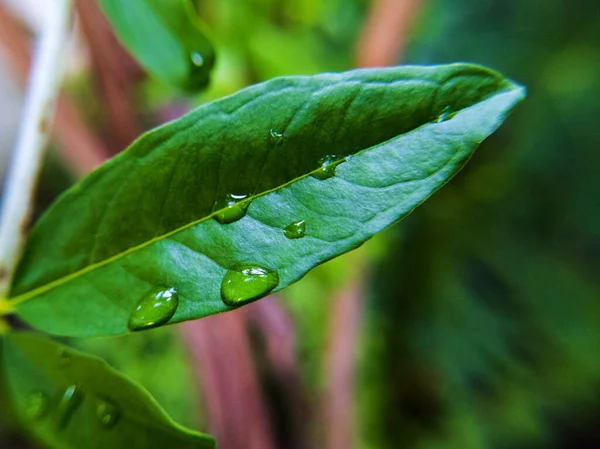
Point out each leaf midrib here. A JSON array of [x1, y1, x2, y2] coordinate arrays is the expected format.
[[10, 74, 516, 307], [8, 143, 374, 306]]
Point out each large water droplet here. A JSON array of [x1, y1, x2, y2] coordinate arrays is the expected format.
[[311, 154, 344, 180], [221, 266, 279, 306], [190, 51, 204, 67], [57, 385, 83, 429], [128, 288, 179, 332], [25, 391, 49, 420], [58, 348, 71, 367], [214, 193, 250, 224], [284, 220, 306, 239], [96, 399, 120, 429]]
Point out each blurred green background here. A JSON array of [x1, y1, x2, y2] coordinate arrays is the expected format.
[[0, 0, 599, 448]]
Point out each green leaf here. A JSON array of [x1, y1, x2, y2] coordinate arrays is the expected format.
[[71, 326, 203, 429], [98, 0, 215, 91], [0, 332, 214, 449], [9, 64, 525, 337]]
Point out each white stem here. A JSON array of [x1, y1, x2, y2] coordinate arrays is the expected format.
[[0, 0, 73, 298]]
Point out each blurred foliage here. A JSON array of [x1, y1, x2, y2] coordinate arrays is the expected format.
[[71, 327, 203, 430], [3, 0, 599, 448], [358, 1, 600, 448]]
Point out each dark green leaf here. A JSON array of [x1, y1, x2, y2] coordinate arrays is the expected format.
[[98, 0, 215, 91], [10, 64, 525, 337], [0, 332, 214, 449]]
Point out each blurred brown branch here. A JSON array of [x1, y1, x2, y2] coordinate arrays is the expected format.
[[179, 312, 276, 449], [0, 3, 109, 177], [355, 0, 422, 67], [75, 0, 141, 152], [322, 275, 366, 449], [246, 296, 310, 449]]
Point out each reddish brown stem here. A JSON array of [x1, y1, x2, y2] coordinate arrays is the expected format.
[[355, 0, 423, 67], [322, 277, 365, 449], [246, 296, 310, 449], [74, 0, 142, 153], [179, 311, 276, 449]]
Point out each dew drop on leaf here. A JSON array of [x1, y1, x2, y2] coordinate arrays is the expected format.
[[57, 385, 83, 429], [284, 220, 306, 239], [127, 288, 179, 332], [96, 399, 120, 429], [435, 105, 457, 123], [269, 128, 284, 142], [190, 51, 204, 67], [220, 266, 279, 306], [25, 391, 49, 420], [214, 193, 250, 224], [311, 154, 344, 180]]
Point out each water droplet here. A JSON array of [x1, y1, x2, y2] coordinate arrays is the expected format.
[[127, 288, 179, 332], [269, 128, 284, 142], [190, 51, 204, 67], [57, 385, 83, 429], [58, 348, 71, 367], [221, 266, 279, 306], [96, 399, 120, 429], [25, 391, 49, 420], [436, 105, 457, 123], [214, 193, 250, 224], [311, 154, 344, 180], [436, 105, 451, 122], [284, 220, 306, 239]]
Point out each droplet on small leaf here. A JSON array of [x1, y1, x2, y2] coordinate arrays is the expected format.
[[25, 391, 49, 420], [221, 266, 279, 306], [96, 398, 120, 429], [284, 220, 307, 239], [128, 288, 179, 331]]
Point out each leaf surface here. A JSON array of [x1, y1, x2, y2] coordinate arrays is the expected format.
[[0, 332, 214, 449], [99, 0, 215, 91], [10, 64, 525, 337]]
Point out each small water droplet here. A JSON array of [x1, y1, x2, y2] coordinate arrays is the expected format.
[[57, 385, 83, 429], [221, 266, 279, 306], [58, 348, 71, 367], [311, 154, 344, 180], [128, 288, 179, 332], [96, 399, 120, 429], [436, 105, 451, 122], [25, 391, 49, 420], [269, 128, 284, 142], [436, 105, 457, 123], [190, 51, 204, 67], [284, 220, 306, 239], [214, 193, 250, 224]]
